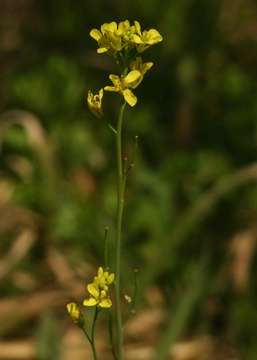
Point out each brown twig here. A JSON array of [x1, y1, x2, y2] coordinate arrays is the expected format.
[[0, 228, 36, 282]]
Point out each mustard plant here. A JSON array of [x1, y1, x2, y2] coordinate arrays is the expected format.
[[67, 20, 162, 360]]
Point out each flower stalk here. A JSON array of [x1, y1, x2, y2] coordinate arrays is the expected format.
[[114, 101, 126, 359], [67, 19, 162, 360], [91, 307, 99, 360]]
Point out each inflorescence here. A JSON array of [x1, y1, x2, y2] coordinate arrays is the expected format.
[[87, 20, 163, 112]]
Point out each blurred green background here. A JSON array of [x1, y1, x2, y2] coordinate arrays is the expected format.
[[1, 0, 257, 359]]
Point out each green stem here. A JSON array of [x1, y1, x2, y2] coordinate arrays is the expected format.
[[114, 102, 126, 360], [81, 324, 97, 360], [91, 307, 99, 360], [82, 327, 92, 345], [84, 307, 98, 360], [108, 311, 117, 360]]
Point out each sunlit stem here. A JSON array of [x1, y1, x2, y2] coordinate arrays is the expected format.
[[114, 101, 126, 360]]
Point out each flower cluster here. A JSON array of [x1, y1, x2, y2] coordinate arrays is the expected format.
[[67, 267, 115, 325], [83, 267, 115, 308], [87, 20, 162, 113], [89, 20, 162, 55]]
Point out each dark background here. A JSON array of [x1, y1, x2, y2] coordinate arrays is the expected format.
[[1, 0, 257, 359]]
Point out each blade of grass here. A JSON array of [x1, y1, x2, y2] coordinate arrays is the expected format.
[[154, 259, 209, 360]]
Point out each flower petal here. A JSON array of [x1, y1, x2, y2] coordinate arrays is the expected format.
[[144, 62, 154, 72], [109, 74, 120, 86], [107, 273, 115, 284], [99, 298, 112, 308], [90, 29, 102, 41], [87, 90, 93, 104], [117, 20, 130, 35], [104, 86, 117, 92], [146, 29, 163, 44], [123, 89, 137, 107], [134, 21, 141, 35], [83, 298, 98, 306], [124, 70, 141, 84], [99, 88, 104, 100], [98, 267, 104, 277], [87, 283, 99, 298], [97, 47, 108, 54], [109, 21, 118, 32], [131, 34, 143, 44], [101, 22, 117, 34]]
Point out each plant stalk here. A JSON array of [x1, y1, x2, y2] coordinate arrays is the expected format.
[[114, 102, 126, 360], [91, 307, 98, 360]]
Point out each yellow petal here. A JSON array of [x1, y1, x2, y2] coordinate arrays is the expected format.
[[83, 298, 98, 306], [104, 86, 117, 92], [101, 23, 109, 34], [109, 74, 120, 85], [90, 29, 102, 41], [134, 21, 141, 35], [106, 75, 121, 91], [142, 62, 154, 74], [99, 298, 112, 308], [98, 267, 104, 277], [107, 273, 115, 284], [87, 90, 93, 106], [146, 29, 163, 44], [87, 283, 99, 298], [101, 22, 117, 34], [123, 89, 137, 107], [145, 62, 154, 70], [97, 47, 108, 54], [131, 34, 143, 44], [117, 20, 130, 35], [99, 88, 104, 100], [109, 21, 118, 32], [124, 70, 141, 84]]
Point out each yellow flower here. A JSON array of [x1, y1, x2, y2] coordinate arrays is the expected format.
[[134, 23, 163, 52], [83, 267, 115, 309], [67, 302, 83, 324], [94, 266, 115, 290], [87, 88, 104, 117], [90, 21, 162, 55], [118, 20, 162, 49], [90, 22, 122, 54], [116, 20, 143, 46], [104, 70, 141, 107], [130, 57, 154, 86], [83, 284, 112, 308], [130, 57, 153, 75]]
